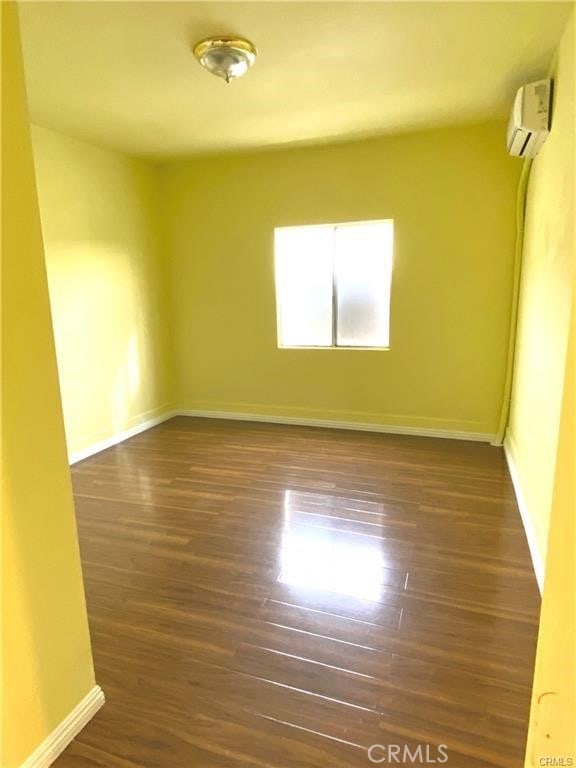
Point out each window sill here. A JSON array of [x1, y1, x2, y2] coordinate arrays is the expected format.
[[277, 346, 390, 351]]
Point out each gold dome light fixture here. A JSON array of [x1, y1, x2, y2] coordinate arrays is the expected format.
[[193, 36, 257, 83]]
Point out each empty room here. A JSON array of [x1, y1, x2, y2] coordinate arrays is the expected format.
[[2, 1, 575, 767]]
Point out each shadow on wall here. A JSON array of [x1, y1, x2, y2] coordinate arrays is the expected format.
[[46, 241, 169, 455], [30, 122, 174, 459]]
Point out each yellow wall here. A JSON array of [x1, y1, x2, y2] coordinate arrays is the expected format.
[[525, 273, 575, 764], [520, 13, 576, 762], [1, 4, 96, 766], [506, 15, 575, 567], [31, 125, 174, 459], [159, 121, 520, 435]]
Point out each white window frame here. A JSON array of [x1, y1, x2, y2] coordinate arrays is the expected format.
[[274, 219, 393, 350]]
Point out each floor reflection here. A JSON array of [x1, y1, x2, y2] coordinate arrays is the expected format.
[[278, 490, 387, 602]]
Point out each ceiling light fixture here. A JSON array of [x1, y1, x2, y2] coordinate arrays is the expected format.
[[193, 36, 257, 84]]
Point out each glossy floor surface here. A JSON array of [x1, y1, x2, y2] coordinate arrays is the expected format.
[[56, 417, 540, 767]]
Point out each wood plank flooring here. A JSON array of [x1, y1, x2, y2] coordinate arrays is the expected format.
[[55, 417, 540, 767]]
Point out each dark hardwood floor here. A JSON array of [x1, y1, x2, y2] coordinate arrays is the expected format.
[[55, 417, 540, 767]]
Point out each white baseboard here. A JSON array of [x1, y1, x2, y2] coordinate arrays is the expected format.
[[68, 407, 494, 466], [20, 685, 104, 768], [176, 409, 495, 443], [69, 410, 176, 465], [504, 437, 544, 594]]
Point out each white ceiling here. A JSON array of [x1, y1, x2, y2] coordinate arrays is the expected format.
[[19, 1, 572, 158]]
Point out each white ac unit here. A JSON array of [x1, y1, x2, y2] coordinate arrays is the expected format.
[[507, 79, 552, 158]]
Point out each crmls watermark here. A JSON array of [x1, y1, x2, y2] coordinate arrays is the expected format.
[[367, 744, 449, 764]]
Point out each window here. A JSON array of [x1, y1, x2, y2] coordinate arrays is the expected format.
[[274, 220, 393, 348]]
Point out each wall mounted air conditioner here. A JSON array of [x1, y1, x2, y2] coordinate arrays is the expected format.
[[507, 79, 552, 158]]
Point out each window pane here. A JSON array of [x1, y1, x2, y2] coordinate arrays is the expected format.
[[334, 221, 393, 347], [275, 226, 333, 347]]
